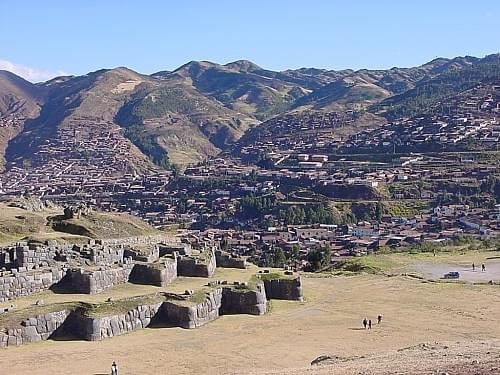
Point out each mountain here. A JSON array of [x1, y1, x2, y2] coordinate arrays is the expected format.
[[0, 70, 44, 116], [292, 56, 481, 112], [159, 60, 313, 120], [372, 54, 500, 119], [0, 70, 46, 170], [0, 53, 498, 172], [115, 75, 256, 166], [6, 67, 159, 174]]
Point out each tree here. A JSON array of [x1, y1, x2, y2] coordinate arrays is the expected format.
[[264, 216, 275, 228], [306, 245, 331, 271], [375, 202, 384, 222], [307, 248, 324, 271], [323, 244, 332, 267], [273, 247, 287, 268]]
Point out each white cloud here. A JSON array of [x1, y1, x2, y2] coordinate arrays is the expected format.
[[0, 59, 68, 82]]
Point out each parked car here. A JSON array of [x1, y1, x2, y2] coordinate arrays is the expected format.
[[443, 271, 460, 279]]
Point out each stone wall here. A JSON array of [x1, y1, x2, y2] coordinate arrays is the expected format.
[[263, 277, 304, 301], [129, 261, 177, 287], [0, 247, 17, 269], [100, 234, 175, 247], [163, 289, 223, 329], [158, 243, 192, 257], [0, 309, 71, 347], [215, 250, 247, 269], [15, 244, 58, 269], [177, 250, 216, 278], [0, 268, 66, 302], [0, 276, 307, 347], [66, 261, 134, 294], [221, 282, 267, 315], [89, 246, 124, 265], [76, 302, 163, 341], [124, 245, 159, 263]]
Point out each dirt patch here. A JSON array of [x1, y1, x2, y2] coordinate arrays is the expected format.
[[410, 259, 500, 282], [2, 273, 500, 374]]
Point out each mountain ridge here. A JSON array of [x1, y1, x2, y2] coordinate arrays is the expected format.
[[0, 53, 498, 171]]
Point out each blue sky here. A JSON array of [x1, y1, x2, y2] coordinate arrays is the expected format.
[[1, 0, 499, 81]]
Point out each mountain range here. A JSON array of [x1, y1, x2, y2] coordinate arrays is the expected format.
[[0, 53, 498, 170]]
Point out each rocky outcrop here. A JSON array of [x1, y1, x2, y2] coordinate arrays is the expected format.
[[0, 308, 71, 347], [215, 250, 247, 269], [163, 289, 222, 328], [76, 302, 163, 341], [263, 277, 304, 301], [221, 282, 267, 315], [129, 261, 177, 287]]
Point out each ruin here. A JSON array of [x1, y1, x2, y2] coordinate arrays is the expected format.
[[0, 236, 304, 348]]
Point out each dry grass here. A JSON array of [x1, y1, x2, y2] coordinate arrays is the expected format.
[[0, 203, 160, 244], [2, 256, 500, 374]]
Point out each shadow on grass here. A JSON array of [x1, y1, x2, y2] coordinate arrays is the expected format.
[[147, 321, 178, 329], [49, 286, 77, 295], [50, 334, 83, 342]]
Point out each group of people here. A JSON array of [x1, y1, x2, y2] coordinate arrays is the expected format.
[[472, 263, 486, 272], [362, 314, 382, 330]]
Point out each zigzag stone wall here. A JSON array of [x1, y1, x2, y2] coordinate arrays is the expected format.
[[76, 302, 163, 341], [0, 309, 72, 347], [0, 275, 305, 347], [66, 261, 134, 295], [163, 289, 223, 329], [177, 251, 216, 278], [221, 282, 267, 315], [263, 277, 304, 302], [129, 261, 177, 287]]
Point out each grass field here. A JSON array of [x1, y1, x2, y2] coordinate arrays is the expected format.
[[1, 252, 500, 374]]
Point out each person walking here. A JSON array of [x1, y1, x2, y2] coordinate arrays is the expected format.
[[368, 319, 372, 329], [472, 263, 475, 271], [111, 361, 118, 375], [482, 264, 486, 272], [377, 314, 383, 324], [363, 318, 367, 329]]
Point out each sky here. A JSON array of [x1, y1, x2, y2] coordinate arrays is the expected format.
[[1, 0, 499, 82]]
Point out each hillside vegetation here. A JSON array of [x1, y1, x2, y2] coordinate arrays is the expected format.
[[373, 54, 500, 119], [0, 203, 159, 244], [1, 54, 499, 169]]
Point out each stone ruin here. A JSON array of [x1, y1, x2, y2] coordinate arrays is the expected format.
[[0, 274, 303, 347], [177, 248, 216, 278], [215, 250, 247, 269], [0, 236, 305, 348], [0, 240, 245, 302], [63, 204, 93, 219]]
